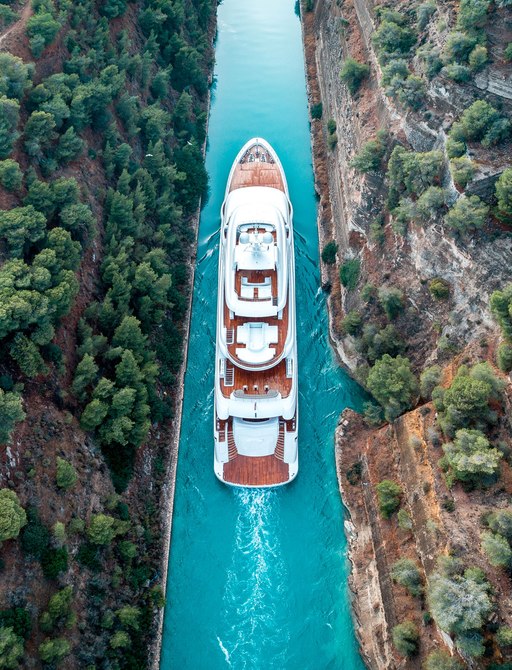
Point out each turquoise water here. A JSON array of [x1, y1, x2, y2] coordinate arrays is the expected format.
[[160, 0, 367, 667]]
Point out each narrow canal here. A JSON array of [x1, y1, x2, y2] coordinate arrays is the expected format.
[[160, 0, 367, 667]]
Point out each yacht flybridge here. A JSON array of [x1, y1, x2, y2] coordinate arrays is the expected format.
[[214, 138, 298, 487]]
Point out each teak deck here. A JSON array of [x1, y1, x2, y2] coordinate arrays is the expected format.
[[229, 146, 285, 193], [223, 454, 289, 486], [220, 359, 292, 398]]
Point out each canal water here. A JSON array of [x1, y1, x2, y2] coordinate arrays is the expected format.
[[160, 0, 367, 667]]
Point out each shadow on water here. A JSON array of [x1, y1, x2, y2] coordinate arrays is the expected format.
[[160, 0, 368, 667]]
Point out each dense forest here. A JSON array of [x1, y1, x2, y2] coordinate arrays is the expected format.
[[0, 0, 215, 666]]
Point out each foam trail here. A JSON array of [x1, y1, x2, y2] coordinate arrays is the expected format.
[[218, 489, 289, 669]]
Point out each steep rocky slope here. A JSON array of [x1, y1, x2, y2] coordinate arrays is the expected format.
[[303, 0, 512, 667]]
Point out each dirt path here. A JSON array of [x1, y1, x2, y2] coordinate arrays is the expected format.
[[0, 1, 32, 51]]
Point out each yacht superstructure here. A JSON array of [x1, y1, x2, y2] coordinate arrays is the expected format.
[[214, 138, 298, 487]]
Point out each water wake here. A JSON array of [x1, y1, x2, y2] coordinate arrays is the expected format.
[[219, 489, 289, 669]]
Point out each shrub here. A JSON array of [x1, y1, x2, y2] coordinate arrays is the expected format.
[[372, 20, 416, 62], [417, 1, 436, 31], [416, 186, 447, 220], [481, 531, 512, 568], [392, 620, 419, 656], [378, 287, 404, 320], [0, 626, 24, 669], [497, 627, 512, 647], [387, 146, 444, 206], [367, 354, 418, 421], [56, 457, 77, 490], [469, 45, 488, 71], [397, 508, 413, 530], [0, 97, 20, 159], [490, 284, 512, 340], [443, 31, 477, 63], [0, 390, 25, 445], [363, 402, 385, 426], [391, 558, 423, 596], [505, 43, 512, 62], [116, 605, 141, 630], [350, 135, 386, 172], [488, 511, 512, 541], [423, 650, 463, 670], [0, 160, 22, 191], [342, 310, 362, 336], [429, 278, 450, 300], [376, 480, 402, 518], [442, 64, 471, 83], [450, 100, 510, 149], [428, 566, 492, 655], [497, 344, 512, 372], [340, 58, 370, 96], [110, 630, 130, 649], [445, 195, 489, 234], [87, 514, 119, 545], [321, 240, 337, 264], [456, 0, 491, 32], [495, 168, 512, 219], [310, 102, 323, 119], [443, 429, 501, 484], [38, 637, 70, 664], [420, 365, 442, 399], [41, 546, 68, 579], [0, 54, 32, 101], [450, 157, 475, 189], [339, 258, 360, 290], [0, 490, 26, 542]]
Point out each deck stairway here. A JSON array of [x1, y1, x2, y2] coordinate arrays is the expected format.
[[275, 421, 285, 461], [227, 424, 238, 460]]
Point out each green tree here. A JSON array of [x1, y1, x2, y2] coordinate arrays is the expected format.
[[38, 637, 70, 664], [350, 136, 386, 172], [80, 399, 109, 431], [342, 310, 363, 336], [321, 241, 337, 264], [9, 334, 47, 378], [372, 20, 416, 61], [376, 480, 402, 518], [0, 205, 46, 257], [443, 429, 501, 484], [0, 54, 32, 100], [481, 531, 512, 568], [0, 160, 22, 191], [488, 509, 512, 541], [0, 626, 23, 669], [392, 620, 419, 656], [437, 368, 495, 432], [378, 287, 404, 320], [445, 195, 489, 234], [87, 513, 116, 545], [55, 127, 84, 164], [339, 258, 360, 290], [0, 97, 20, 158], [110, 630, 130, 649], [457, 0, 491, 31], [0, 390, 25, 445], [24, 111, 56, 156], [72, 354, 98, 401], [490, 284, 512, 340], [56, 457, 77, 490], [367, 354, 418, 421], [420, 365, 442, 399], [428, 567, 492, 656], [429, 278, 450, 300], [450, 157, 475, 189], [340, 58, 370, 95], [0, 490, 26, 542], [391, 558, 423, 596], [26, 13, 61, 59], [495, 168, 512, 219], [116, 605, 141, 630], [497, 627, 512, 647]]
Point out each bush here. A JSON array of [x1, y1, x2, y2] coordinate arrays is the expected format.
[[481, 531, 512, 568], [397, 508, 413, 530], [0, 490, 26, 542], [450, 157, 475, 189], [495, 168, 512, 219], [391, 558, 423, 596], [41, 546, 68, 579], [321, 240, 337, 264], [417, 1, 436, 31], [372, 20, 416, 62], [350, 134, 386, 172], [339, 258, 360, 290], [367, 354, 418, 421], [423, 650, 463, 670], [376, 480, 402, 518], [0, 390, 25, 445], [497, 627, 512, 647], [443, 429, 501, 484], [490, 284, 512, 340], [456, 0, 491, 32], [392, 620, 419, 656], [428, 566, 492, 655], [20, 508, 49, 558], [0, 160, 22, 191], [87, 513, 118, 545], [342, 310, 362, 336], [340, 58, 370, 96], [442, 64, 471, 83], [443, 31, 477, 63], [56, 457, 77, 490], [505, 43, 512, 62], [497, 344, 512, 372], [488, 510, 512, 541], [378, 287, 404, 320], [26, 13, 61, 59], [469, 45, 488, 71], [420, 365, 442, 399], [310, 102, 323, 119], [450, 100, 510, 149], [429, 278, 450, 300], [445, 195, 489, 234], [0, 97, 20, 159], [0, 626, 24, 668], [38, 637, 70, 664]]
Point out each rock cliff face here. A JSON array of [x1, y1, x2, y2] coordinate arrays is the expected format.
[[302, 0, 512, 667], [307, 0, 512, 374]]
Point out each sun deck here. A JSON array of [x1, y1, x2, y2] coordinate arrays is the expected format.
[[229, 144, 285, 192], [220, 359, 292, 398]]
